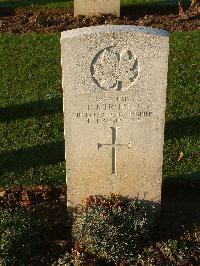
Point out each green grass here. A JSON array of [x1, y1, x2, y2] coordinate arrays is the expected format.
[[0, 32, 199, 187], [164, 31, 200, 180], [0, 0, 190, 9], [0, 0, 73, 8], [0, 34, 65, 186]]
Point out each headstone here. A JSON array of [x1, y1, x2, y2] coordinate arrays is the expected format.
[[74, 0, 120, 17], [61, 25, 169, 209]]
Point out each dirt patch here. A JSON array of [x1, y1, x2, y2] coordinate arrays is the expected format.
[[0, 7, 200, 34]]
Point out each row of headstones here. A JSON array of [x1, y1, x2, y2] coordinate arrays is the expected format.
[[74, 0, 120, 16], [61, 25, 169, 211]]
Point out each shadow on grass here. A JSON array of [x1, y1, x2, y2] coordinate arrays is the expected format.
[[0, 140, 65, 171], [0, 0, 72, 8], [0, 6, 15, 16], [0, 97, 63, 123], [121, 3, 179, 17], [121, 0, 191, 17], [165, 116, 200, 140], [161, 173, 200, 235]]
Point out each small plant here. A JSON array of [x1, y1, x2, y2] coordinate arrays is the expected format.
[[53, 250, 90, 266], [53, 251, 72, 266], [0, 208, 48, 265], [72, 194, 157, 264], [136, 239, 200, 265]]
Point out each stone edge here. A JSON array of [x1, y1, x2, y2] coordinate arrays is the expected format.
[[61, 25, 168, 40]]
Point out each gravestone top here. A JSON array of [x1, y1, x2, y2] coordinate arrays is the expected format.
[[61, 25, 169, 209], [61, 25, 168, 39]]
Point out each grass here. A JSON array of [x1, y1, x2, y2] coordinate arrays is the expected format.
[[0, 0, 73, 8], [0, 0, 190, 9], [164, 31, 200, 180], [0, 34, 65, 186], [0, 31, 199, 187]]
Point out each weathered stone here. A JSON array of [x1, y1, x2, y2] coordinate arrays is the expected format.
[[74, 0, 120, 17], [61, 25, 169, 209]]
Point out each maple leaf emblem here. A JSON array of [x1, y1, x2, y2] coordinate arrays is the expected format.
[[91, 46, 139, 91]]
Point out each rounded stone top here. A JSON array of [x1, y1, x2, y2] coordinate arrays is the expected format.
[[61, 25, 168, 40]]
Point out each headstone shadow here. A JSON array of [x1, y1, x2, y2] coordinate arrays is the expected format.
[[0, 97, 62, 123], [161, 173, 200, 237], [0, 140, 65, 172], [121, 3, 180, 18], [165, 116, 200, 139], [0, 0, 71, 9]]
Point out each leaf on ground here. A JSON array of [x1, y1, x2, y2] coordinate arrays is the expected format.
[[177, 151, 184, 161]]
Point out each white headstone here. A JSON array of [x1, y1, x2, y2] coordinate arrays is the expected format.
[[74, 0, 120, 17], [61, 25, 169, 209]]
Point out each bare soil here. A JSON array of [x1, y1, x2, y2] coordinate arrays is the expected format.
[[0, 7, 200, 34]]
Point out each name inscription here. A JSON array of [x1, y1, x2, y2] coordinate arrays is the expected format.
[[74, 96, 154, 125]]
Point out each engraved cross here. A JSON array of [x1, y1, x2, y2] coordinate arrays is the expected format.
[[98, 127, 131, 174]]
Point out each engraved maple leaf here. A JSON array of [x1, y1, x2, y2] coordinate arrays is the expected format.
[[118, 50, 139, 91], [91, 47, 139, 91], [91, 47, 119, 90]]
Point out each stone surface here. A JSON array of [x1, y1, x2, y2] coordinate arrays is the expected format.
[[61, 25, 169, 208], [74, 0, 120, 17]]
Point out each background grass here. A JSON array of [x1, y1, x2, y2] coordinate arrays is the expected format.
[[0, 34, 65, 186], [0, 31, 199, 187], [0, 0, 190, 8], [164, 31, 200, 181]]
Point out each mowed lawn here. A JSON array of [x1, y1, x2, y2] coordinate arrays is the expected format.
[[0, 31, 199, 187]]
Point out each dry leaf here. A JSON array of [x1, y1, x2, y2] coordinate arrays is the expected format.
[[0, 190, 6, 198], [21, 191, 31, 207], [177, 151, 184, 161]]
